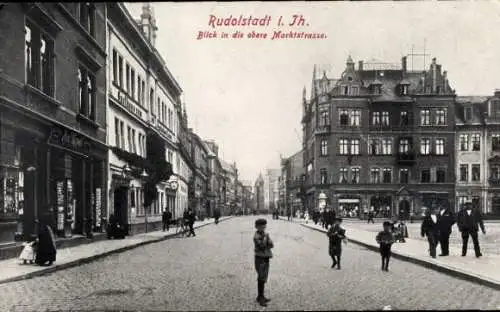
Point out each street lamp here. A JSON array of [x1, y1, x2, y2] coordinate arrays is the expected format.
[[141, 170, 149, 233]]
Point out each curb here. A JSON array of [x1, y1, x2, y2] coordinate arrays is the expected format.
[[0, 217, 232, 285], [300, 223, 500, 291]]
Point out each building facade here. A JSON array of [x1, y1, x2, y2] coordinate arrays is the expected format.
[[254, 174, 265, 214], [189, 130, 209, 219], [263, 169, 280, 212], [456, 91, 500, 215], [302, 56, 456, 219], [280, 150, 305, 216], [0, 3, 108, 244], [176, 104, 193, 218]]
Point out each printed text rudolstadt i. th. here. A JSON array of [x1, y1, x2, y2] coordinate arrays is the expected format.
[[208, 15, 272, 28]]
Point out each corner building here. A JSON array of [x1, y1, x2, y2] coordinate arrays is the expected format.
[[302, 56, 456, 218]]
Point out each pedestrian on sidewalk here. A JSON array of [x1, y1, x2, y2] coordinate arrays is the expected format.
[[421, 207, 440, 258], [457, 200, 485, 258], [214, 208, 221, 224], [184, 208, 196, 237], [253, 218, 274, 307], [162, 209, 172, 232], [376, 221, 395, 271], [35, 214, 57, 266], [367, 207, 375, 224], [437, 204, 455, 256], [327, 217, 347, 270]]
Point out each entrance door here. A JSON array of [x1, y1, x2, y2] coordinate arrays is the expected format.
[[114, 186, 128, 235], [399, 200, 410, 220]]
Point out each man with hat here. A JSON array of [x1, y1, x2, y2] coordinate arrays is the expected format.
[[253, 218, 274, 307], [436, 202, 456, 256], [457, 198, 485, 258], [421, 206, 440, 258]]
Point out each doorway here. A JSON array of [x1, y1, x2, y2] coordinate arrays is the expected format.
[[399, 200, 410, 219], [113, 186, 128, 235]]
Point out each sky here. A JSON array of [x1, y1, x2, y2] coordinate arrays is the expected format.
[[125, 1, 500, 183]]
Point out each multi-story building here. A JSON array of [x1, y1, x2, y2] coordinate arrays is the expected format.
[[176, 103, 193, 218], [240, 180, 253, 215], [108, 3, 182, 234], [456, 91, 500, 216], [204, 140, 222, 216], [0, 3, 108, 245], [263, 169, 280, 212], [302, 55, 456, 219], [221, 160, 238, 214], [281, 150, 305, 216], [189, 130, 209, 219], [254, 174, 265, 214]]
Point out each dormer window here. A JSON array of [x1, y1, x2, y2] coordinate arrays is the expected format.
[[401, 85, 409, 96], [348, 76, 353, 81], [491, 99, 500, 118], [343, 86, 349, 95], [374, 85, 382, 95], [464, 107, 473, 121]]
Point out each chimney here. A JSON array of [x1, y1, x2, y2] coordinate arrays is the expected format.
[[358, 60, 364, 71], [401, 56, 407, 75], [432, 58, 437, 93], [443, 70, 448, 93]]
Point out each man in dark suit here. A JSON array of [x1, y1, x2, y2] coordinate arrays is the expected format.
[[457, 200, 486, 258], [421, 207, 440, 258], [437, 204, 456, 256], [162, 209, 172, 232]]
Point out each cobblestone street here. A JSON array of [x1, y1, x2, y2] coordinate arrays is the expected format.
[[1, 217, 500, 311]]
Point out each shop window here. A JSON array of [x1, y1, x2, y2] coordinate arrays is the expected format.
[[25, 22, 55, 97]]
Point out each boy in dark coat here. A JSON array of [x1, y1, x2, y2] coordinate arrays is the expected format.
[[376, 221, 395, 271], [254, 218, 274, 307], [327, 217, 347, 270]]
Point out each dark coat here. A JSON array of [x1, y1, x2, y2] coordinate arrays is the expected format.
[[457, 208, 485, 233], [327, 224, 345, 256], [162, 211, 172, 223], [421, 214, 440, 237], [184, 210, 196, 225], [35, 224, 56, 265], [437, 208, 456, 235]]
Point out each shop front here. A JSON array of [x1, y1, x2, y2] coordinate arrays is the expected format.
[[337, 197, 361, 218]]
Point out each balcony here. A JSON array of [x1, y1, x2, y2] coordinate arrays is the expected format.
[[489, 177, 500, 185], [315, 125, 331, 134], [396, 151, 416, 165]]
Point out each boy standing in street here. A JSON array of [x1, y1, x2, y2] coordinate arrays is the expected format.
[[254, 219, 274, 307], [376, 221, 395, 271], [327, 217, 347, 270]]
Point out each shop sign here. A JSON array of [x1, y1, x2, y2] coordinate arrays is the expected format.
[[95, 188, 102, 227], [47, 127, 91, 154]]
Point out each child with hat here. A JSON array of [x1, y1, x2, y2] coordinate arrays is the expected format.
[[253, 218, 274, 307], [327, 217, 347, 270], [376, 221, 396, 271]]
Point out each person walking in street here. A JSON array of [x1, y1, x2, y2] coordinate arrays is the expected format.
[[253, 218, 274, 307], [184, 208, 196, 237], [214, 208, 221, 224], [437, 204, 456, 256], [457, 199, 485, 258], [35, 214, 57, 266], [162, 209, 172, 232], [376, 221, 395, 272], [421, 207, 440, 258], [367, 207, 375, 224], [327, 217, 347, 270]]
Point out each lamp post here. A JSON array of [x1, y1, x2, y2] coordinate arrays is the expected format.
[[141, 169, 149, 233]]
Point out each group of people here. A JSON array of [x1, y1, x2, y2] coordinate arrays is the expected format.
[[161, 208, 198, 237], [421, 199, 485, 258], [19, 214, 57, 266]]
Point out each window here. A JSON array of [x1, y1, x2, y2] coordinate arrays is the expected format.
[[493, 134, 500, 152], [370, 139, 381, 155], [382, 138, 392, 155], [127, 126, 132, 152], [491, 165, 500, 180], [372, 112, 380, 125], [25, 23, 54, 96], [112, 49, 118, 84], [77, 66, 96, 120], [420, 138, 430, 155], [399, 168, 409, 183], [492, 100, 500, 118], [118, 56, 123, 87], [351, 139, 360, 155], [79, 3, 95, 35], [339, 139, 349, 155], [400, 111, 409, 126], [150, 89, 155, 115], [157, 97, 161, 121], [351, 86, 359, 96], [435, 139, 445, 155], [115, 118, 120, 148], [343, 86, 349, 95], [131, 129, 137, 154], [339, 168, 348, 183], [436, 108, 447, 125], [464, 107, 473, 121], [321, 139, 328, 156], [382, 111, 390, 126], [436, 168, 446, 183], [399, 139, 410, 153], [339, 109, 349, 126], [320, 109, 329, 126], [141, 80, 146, 106], [383, 168, 392, 183], [350, 110, 360, 126], [472, 164, 480, 181], [320, 168, 328, 184], [125, 64, 130, 93], [351, 167, 360, 184], [168, 109, 173, 129], [130, 69, 135, 100], [459, 134, 468, 151], [471, 134, 481, 151], [421, 169, 431, 183], [420, 109, 430, 125], [460, 164, 468, 182], [370, 168, 380, 183], [137, 76, 141, 104], [401, 84, 409, 96], [130, 187, 136, 207]]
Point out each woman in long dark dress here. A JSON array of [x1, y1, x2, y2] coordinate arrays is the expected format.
[[35, 216, 57, 266]]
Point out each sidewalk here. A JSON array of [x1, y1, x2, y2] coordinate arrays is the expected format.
[[280, 217, 500, 290], [0, 216, 232, 285]]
